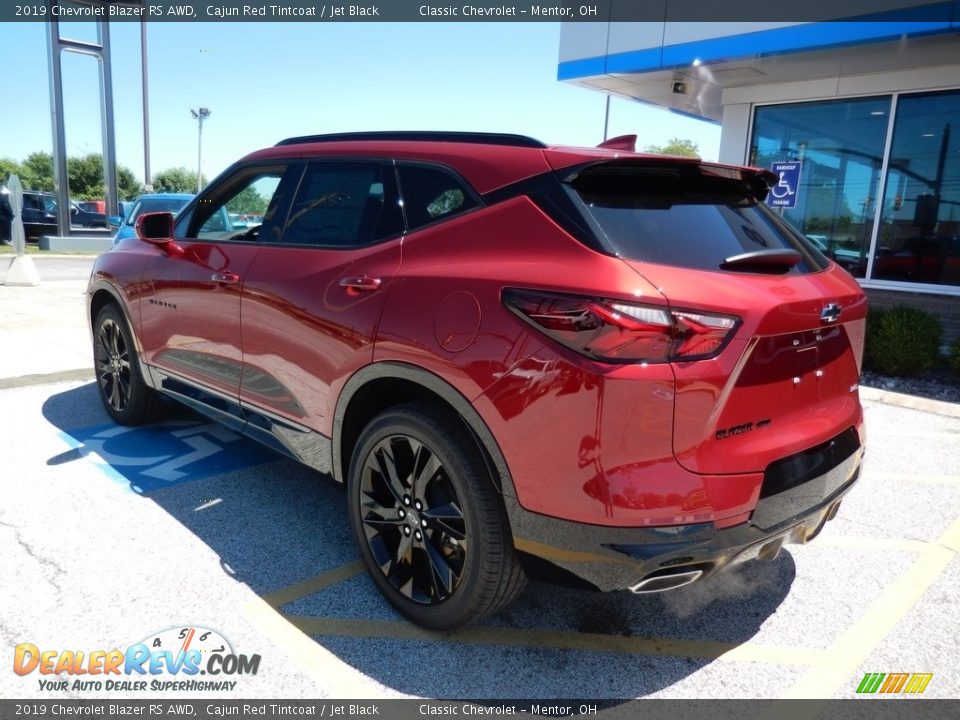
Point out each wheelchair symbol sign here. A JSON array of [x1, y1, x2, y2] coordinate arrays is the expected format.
[[767, 161, 802, 209]]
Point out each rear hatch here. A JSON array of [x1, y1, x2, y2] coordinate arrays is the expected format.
[[558, 157, 867, 474]]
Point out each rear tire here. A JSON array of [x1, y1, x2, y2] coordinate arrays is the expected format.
[[347, 403, 526, 630], [93, 304, 166, 425]]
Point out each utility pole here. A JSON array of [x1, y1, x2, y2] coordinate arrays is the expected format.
[[190, 107, 211, 193], [142, 21, 151, 190]]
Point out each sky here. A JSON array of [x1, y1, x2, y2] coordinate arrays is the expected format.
[[1, 21, 720, 189]]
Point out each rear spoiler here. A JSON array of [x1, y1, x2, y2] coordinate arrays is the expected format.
[[561, 158, 779, 203]]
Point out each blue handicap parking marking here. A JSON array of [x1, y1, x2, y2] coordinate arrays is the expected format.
[[767, 161, 803, 209], [62, 419, 279, 493]]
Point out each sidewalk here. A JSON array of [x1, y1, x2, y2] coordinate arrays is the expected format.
[[0, 255, 96, 384]]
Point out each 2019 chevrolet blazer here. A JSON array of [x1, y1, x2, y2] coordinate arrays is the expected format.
[[87, 132, 866, 629]]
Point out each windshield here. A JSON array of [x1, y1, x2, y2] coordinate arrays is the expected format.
[[125, 197, 191, 226]]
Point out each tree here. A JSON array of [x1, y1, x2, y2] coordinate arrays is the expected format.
[[643, 138, 700, 158], [67, 154, 142, 200], [21, 152, 55, 191], [152, 167, 205, 194], [226, 186, 267, 215], [69, 154, 107, 199], [0, 157, 23, 186], [116, 166, 142, 200], [5, 152, 141, 199]]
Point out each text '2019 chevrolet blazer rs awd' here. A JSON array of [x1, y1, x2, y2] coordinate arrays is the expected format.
[[88, 132, 866, 629]]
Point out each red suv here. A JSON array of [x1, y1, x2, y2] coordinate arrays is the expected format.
[[88, 132, 866, 629]]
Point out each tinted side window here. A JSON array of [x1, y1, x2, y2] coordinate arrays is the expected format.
[[397, 164, 478, 231], [185, 165, 296, 243], [280, 162, 403, 247]]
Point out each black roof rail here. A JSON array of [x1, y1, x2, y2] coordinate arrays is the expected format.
[[275, 131, 547, 149]]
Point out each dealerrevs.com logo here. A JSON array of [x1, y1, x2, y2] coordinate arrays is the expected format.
[[13, 626, 260, 692]]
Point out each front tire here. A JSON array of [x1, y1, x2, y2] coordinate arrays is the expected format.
[[93, 304, 165, 425], [347, 403, 526, 630]]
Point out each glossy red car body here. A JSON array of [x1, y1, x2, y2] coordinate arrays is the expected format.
[[88, 132, 866, 614]]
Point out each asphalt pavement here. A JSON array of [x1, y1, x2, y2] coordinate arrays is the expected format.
[[1, 254, 958, 702]]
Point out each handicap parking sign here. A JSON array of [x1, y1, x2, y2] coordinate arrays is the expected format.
[[767, 161, 802, 209]]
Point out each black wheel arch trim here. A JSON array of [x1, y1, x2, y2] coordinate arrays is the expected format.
[[88, 279, 156, 389], [332, 361, 519, 504]]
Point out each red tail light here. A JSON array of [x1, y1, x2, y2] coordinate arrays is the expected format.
[[503, 289, 739, 363]]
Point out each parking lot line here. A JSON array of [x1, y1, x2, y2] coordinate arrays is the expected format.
[[781, 515, 960, 698], [241, 594, 386, 698], [254, 517, 959, 684], [261, 561, 365, 609], [281, 613, 828, 667], [261, 564, 827, 667]]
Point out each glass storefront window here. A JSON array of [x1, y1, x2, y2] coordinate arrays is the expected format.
[[875, 90, 960, 287], [751, 97, 891, 278]]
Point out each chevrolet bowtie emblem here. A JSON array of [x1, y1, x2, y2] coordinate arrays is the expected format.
[[820, 303, 842, 323]]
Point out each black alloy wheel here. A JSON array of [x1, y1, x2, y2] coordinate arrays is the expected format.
[[359, 433, 467, 604], [95, 314, 132, 414], [348, 403, 526, 630], [92, 304, 166, 425]]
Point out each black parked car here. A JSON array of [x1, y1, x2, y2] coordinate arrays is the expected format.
[[0, 190, 107, 242]]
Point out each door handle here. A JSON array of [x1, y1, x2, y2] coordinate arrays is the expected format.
[[339, 275, 382, 291], [211, 271, 241, 285]]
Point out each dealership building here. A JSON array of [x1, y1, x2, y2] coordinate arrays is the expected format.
[[559, 15, 960, 340]]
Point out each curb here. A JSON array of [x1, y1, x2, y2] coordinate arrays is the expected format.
[[860, 385, 960, 419]]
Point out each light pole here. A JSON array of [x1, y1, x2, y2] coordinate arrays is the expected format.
[[190, 107, 211, 193], [142, 21, 152, 191]]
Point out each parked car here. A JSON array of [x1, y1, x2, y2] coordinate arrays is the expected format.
[[805, 234, 867, 276], [70, 201, 107, 229], [0, 188, 11, 243], [0, 190, 106, 242], [77, 199, 106, 214], [872, 235, 960, 284], [87, 131, 867, 629], [111, 193, 194, 244]]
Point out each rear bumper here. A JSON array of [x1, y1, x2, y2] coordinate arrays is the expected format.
[[505, 430, 863, 592]]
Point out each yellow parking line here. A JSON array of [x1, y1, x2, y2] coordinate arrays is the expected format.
[[261, 561, 365, 609], [241, 594, 386, 698], [513, 537, 637, 567], [782, 516, 960, 699], [282, 614, 827, 667]]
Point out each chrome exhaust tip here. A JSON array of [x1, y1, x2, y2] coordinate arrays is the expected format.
[[629, 569, 703, 594]]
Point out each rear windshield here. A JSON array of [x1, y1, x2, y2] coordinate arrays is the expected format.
[[567, 163, 828, 274]]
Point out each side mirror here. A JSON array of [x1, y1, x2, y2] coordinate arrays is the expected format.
[[108, 215, 123, 228], [136, 212, 175, 244]]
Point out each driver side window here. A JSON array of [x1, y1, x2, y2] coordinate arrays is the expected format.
[[188, 166, 291, 242]]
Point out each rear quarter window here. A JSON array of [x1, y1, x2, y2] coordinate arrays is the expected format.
[[397, 164, 479, 232]]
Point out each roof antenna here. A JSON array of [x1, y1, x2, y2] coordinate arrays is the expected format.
[[597, 134, 636, 152]]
